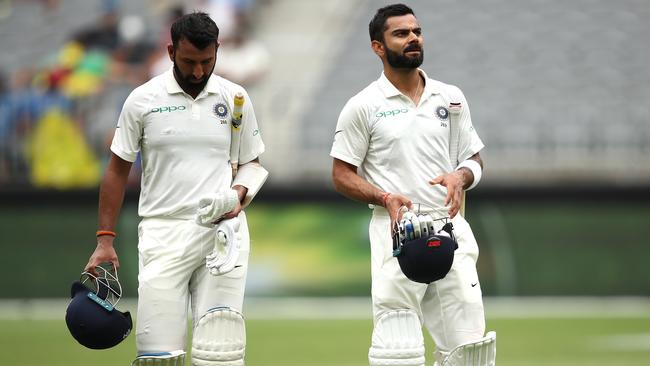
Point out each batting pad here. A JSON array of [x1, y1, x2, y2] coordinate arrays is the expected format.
[[368, 310, 425, 366], [192, 307, 245, 366], [440, 331, 496, 366], [131, 350, 185, 366]]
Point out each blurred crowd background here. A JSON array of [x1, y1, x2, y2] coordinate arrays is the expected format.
[[0, 0, 272, 189], [0, 0, 649, 299]]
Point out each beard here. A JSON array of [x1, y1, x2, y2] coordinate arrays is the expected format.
[[384, 42, 424, 69], [173, 60, 214, 95]]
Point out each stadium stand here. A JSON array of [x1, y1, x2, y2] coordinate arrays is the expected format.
[[0, 0, 648, 190]]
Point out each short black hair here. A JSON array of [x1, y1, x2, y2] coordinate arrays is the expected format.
[[170, 11, 219, 49], [369, 4, 415, 42]]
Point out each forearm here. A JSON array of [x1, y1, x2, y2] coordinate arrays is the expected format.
[[232, 157, 268, 208], [332, 159, 385, 207], [87, 154, 131, 273], [97, 154, 132, 232], [456, 153, 483, 190]]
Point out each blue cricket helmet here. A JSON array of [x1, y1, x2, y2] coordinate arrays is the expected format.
[[65, 268, 132, 349], [393, 213, 459, 284]]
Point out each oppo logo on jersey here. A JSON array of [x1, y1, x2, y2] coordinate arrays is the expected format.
[[376, 108, 409, 118], [150, 105, 187, 114]]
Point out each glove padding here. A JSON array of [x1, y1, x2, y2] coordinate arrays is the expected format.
[[206, 218, 241, 276], [196, 189, 239, 227]]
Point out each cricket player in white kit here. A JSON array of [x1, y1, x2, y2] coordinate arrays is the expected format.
[[331, 4, 495, 366], [84, 12, 266, 366]]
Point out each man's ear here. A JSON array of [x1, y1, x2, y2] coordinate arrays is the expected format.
[[371, 40, 384, 58], [167, 44, 175, 62]]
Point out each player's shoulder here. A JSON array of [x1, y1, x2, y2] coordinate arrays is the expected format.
[[126, 72, 167, 102], [209, 74, 247, 98], [343, 80, 384, 111], [427, 77, 465, 100]]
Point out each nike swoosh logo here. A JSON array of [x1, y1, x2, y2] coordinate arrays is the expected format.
[[471, 283, 478, 287]]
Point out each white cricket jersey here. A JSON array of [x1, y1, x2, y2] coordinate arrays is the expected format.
[[330, 70, 484, 210], [111, 68, 265, 219]]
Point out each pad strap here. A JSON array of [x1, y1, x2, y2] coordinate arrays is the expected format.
[[132, 350, 185, 366]]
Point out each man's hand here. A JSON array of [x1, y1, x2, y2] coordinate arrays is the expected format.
[[84, 237, 120, 277], [220, 199, 243, 221], [384, 193, 413, 235], [196, 189, 239, 227], [429, 170, 466, 218]]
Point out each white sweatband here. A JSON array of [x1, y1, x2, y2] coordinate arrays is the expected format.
[[456, 159, 482, 190], [232, 162, 269, 209]]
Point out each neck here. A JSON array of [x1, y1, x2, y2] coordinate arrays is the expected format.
[[384, 67, 423, 103]]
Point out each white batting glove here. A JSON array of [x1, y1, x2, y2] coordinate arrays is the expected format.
[[196, 189, 239, 227], [206, 217, 241, 276]]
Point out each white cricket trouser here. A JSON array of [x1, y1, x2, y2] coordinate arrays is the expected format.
[[369, 208, 485, 358], [135, 212, 250, 354]]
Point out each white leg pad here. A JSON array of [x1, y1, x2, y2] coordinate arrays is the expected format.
[[440, 331, 496, 366], [369, 310, 425, 366], [132, 350, 186, 366], [192, 307, 246, 366]]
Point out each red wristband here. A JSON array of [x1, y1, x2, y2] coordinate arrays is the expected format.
[[381, 192, 391, 208], [96, 230, 116, 238]]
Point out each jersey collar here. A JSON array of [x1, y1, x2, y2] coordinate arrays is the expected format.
[[378, 69, 442, 99], [164, 68, 220, 96]]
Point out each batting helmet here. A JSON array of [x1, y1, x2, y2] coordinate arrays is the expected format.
[[65, 267, 132, 349], [393, 212, 458, 284]]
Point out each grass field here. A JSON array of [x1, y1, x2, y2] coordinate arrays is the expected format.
[[2, 199, 650, 364], [2, 312, 649, 365]]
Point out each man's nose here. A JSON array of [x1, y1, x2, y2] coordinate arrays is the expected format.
[[193, 64, 204, 79], [407, 32, 419, 43]]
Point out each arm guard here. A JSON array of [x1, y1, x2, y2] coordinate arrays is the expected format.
[[232, 161, 268, 209]]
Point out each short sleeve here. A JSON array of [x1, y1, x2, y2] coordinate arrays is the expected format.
[[110, 91, 144, 162], [329, 97, 370, 167], [453, 87, 484, 162], [236, 89, 265, 164]]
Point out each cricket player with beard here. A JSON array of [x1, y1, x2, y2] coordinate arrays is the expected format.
[[330, 4, 495, 366], [84, 12, 267, 365]]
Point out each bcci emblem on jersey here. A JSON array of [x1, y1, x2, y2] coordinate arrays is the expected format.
[[213, 103, 229, 119], [435, 106, 449, 121]]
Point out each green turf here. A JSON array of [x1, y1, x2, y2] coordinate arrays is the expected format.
[[2, 200, 650, 298], [3, 316, 649, 365]]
